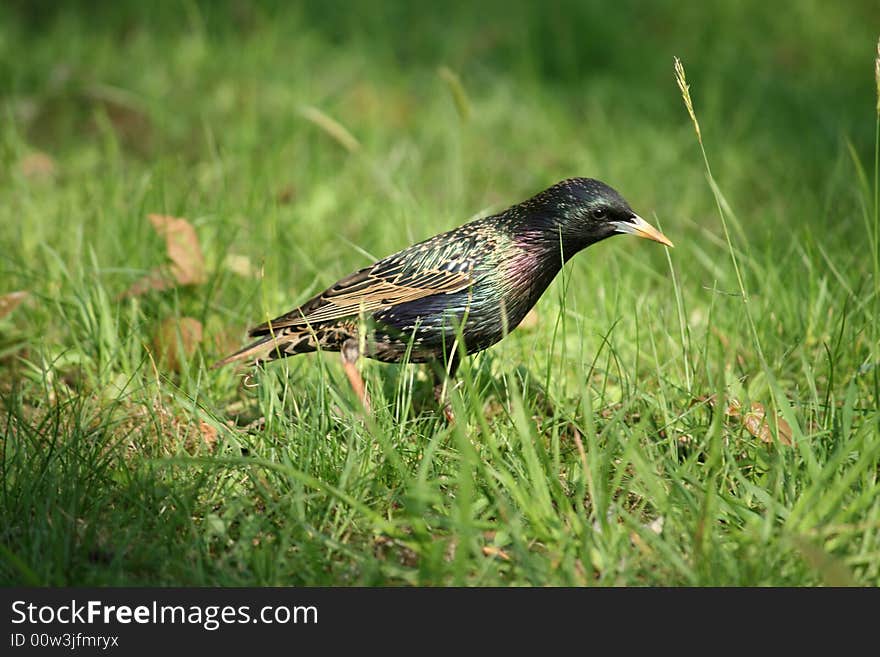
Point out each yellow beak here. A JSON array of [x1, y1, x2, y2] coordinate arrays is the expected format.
[[613, 214, 674, 247]]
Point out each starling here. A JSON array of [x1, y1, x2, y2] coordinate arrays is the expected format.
[[215, 178, 672, 418]]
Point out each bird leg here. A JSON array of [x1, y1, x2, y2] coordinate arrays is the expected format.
[[341, 338, 370, 413], [433, 353, 460, 424]]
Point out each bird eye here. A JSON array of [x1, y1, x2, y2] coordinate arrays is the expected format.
[[591, 207, 607, 220]]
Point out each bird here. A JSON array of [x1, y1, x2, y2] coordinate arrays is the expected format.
[[214, 178, 672, 420]]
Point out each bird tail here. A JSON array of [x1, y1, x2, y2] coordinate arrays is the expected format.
[[211, 329, 315, 369]]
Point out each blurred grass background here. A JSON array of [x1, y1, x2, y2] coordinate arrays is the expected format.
[[1, 0, 878, 585]]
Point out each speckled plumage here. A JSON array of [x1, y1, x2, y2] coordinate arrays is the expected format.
[[215, 178, 672, 379]]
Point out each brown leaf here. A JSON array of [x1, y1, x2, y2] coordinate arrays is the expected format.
[[775, 414, 794, 445], [198, 420, 218, 451], [120, 215, 206, 298], [726, 399, 793, 446], [0, 291, 28, 320], [152, 317, 203, 372], [148, 214, 206, 285]]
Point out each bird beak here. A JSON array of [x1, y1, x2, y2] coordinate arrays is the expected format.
[[612, 214, 674, 247]]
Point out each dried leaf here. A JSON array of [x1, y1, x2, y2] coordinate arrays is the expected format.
[[775, 413, 794, 445], [0, 291, 28, 320], [148, 214, 206, 285], [120, 215, 206, 298], [726, 399, 793, 446], [198, 420, 218, 451], [152, 317, 203, 372]]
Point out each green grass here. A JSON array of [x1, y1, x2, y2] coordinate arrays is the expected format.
[[1, 0, 879, 586]]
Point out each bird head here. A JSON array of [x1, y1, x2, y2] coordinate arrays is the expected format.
[[535, 178, 673, 252]]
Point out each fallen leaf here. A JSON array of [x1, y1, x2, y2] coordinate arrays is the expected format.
[[120, 215, 206, 298], [726, 399, 793, 446], [148, 214, 206, 285], [198, 420, 218, 451], [775, 415, 794, 445], [0, 291, 28, 320], [152, 317, 203, 372]]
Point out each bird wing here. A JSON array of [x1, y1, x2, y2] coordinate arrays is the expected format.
[[247, 256, 476, 336]]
